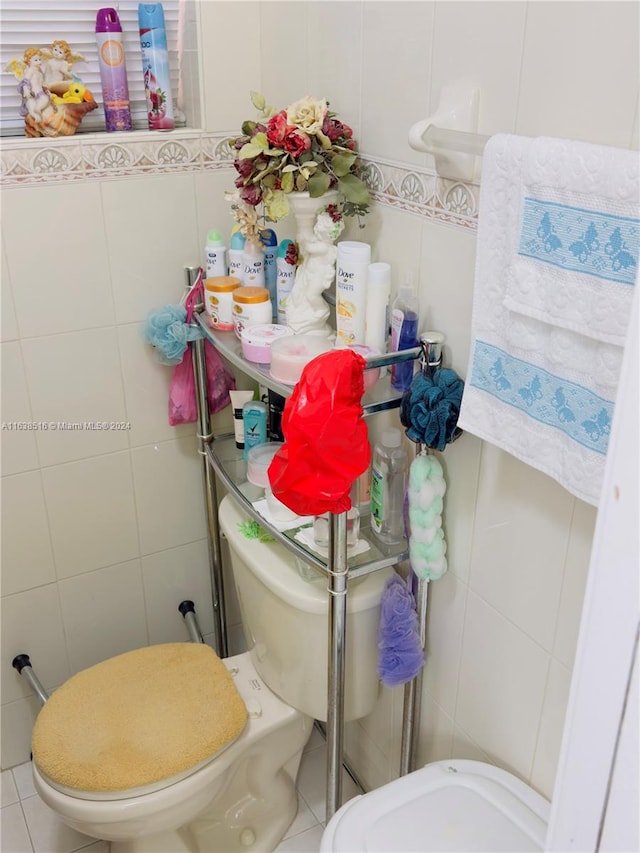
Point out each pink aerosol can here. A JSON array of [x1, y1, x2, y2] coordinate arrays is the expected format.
[[95, 8, 132, 132]]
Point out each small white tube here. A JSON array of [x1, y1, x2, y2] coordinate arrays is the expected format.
[[365, 262, 391, 354], [229, 390, 254, 449]]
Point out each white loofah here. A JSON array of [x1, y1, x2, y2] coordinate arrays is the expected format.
[[408, 453, 448, 581], [410, 525, 438, 545]]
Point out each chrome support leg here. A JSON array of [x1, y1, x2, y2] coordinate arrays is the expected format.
[[399, 576, 429, 775], [326, 510, 348, 821], [192, 335, 228, 659], [400, 678, 417, 775], [188, 266, 228, 659]]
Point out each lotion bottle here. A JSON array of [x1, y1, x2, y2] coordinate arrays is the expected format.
[[336, 241, 371, 346], [390, 273, 419, 391]]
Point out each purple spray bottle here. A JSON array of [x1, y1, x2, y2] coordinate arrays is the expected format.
[[95, 8, 132, 132]]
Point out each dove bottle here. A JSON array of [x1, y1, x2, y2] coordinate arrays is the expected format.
[[95, 8, 132, 132]]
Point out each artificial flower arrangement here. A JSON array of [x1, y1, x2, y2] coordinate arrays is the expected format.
[[227, 91, 370, 226]]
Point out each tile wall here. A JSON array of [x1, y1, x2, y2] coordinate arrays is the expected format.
[[1, 0, 638, 808]]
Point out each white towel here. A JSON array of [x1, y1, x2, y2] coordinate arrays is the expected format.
[[459, 134, 639, 506]]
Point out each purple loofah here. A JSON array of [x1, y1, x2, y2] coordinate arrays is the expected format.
[[377, 574, 424, 687]]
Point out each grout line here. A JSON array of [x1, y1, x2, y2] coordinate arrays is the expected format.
[[17, 798, 36, 853]]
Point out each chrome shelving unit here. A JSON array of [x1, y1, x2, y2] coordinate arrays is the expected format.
[[192, 309, 421, 821], [195, 314, 422, 416]]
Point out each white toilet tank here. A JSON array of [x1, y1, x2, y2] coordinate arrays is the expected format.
[[219, 494, 393, 722]]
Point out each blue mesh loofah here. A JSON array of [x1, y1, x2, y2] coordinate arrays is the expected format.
[[400, 368, 464, 451], [377, 574, 424, 687], [142, 304, 203, 365]]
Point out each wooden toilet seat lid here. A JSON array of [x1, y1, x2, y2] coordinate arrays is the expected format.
[[32, 643, 248, 793]]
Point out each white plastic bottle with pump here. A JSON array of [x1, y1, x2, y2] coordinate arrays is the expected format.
[[370, 427, 407, 545], [205, 230, 227, 278], [336, 241, 371, 346]]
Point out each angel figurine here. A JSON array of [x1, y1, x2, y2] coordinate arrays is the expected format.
[[4, 43, 96, 138], [42, 40, 84, 86], [4, 48, 53, 122], [286, 206, 346, 335]]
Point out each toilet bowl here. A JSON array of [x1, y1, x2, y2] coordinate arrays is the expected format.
[[33, 648, 312, 853], [320, 759, 550, 852], [31, 493, 391, 852]]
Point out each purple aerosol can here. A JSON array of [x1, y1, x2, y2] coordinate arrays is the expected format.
[[95, 8, 132, 132], [138, 3, 175, 130]]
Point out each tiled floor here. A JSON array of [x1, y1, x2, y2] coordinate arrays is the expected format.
[[0, 726, 361, 853]]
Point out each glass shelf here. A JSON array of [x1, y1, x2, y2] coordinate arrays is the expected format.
[[194, 310, 421, 416], [205, 435, 409, 580]]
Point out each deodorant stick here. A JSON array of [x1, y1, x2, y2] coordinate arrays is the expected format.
[[276, 239, 296, 325], [336, 241, 371, 346]]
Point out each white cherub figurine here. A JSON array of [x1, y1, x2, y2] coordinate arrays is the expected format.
[[286, 205, 346, 335], [42, 40, 84, 86], [4, 48, 53, 122]]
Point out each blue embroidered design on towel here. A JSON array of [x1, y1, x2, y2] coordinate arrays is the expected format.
[[519, 198, 639, 285], [470, 341, 613, 454]]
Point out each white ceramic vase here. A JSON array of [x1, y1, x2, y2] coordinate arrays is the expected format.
[[285, 190, 344, 336]]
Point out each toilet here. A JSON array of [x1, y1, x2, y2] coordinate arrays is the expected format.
[[31, 493, 392, 853], [320, 758, 550, 852]]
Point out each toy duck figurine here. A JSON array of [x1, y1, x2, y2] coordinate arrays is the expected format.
[[50, 83, 93, 105], [42, 40, 84, 87]]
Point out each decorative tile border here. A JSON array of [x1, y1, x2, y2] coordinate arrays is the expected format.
[[359, 155, 480, 231], [0, 130, 480, 230]]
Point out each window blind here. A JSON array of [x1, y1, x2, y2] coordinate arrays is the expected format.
[[0, 0, 182, 136]]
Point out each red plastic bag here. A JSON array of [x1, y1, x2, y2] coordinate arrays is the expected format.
[[205, 341, 236, 413], [168, 344, 198, 425], [168, 276, 235, 426], [168, 341, 235, 426], [268, 349, 370, 516]]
